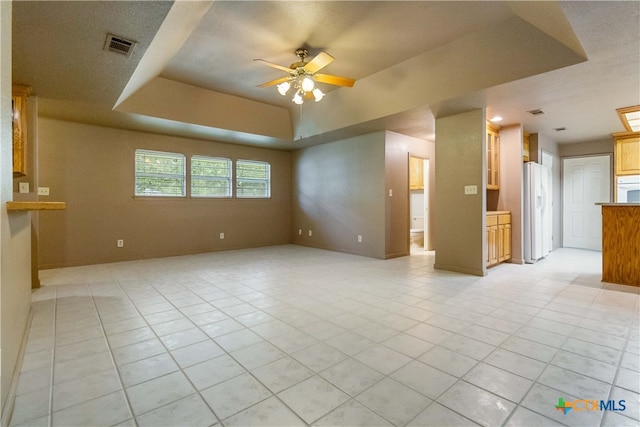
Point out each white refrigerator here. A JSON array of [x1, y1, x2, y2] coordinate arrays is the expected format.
[[523, 162, 552, 263]]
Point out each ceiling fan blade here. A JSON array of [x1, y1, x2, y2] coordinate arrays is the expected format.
[[257, 76, 291, 88], [315, 73, 356, 87], [303, 51, 334, 74], [254, 59, 294, 74]]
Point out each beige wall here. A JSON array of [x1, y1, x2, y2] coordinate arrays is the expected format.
[[435, 110, 486, 276], [1, 0, 33, 416], [495, 125, 525, 264], [291, 132, 386, 258], [37, 117, 292, 268], [559, 139, 613, 158], [385, 131, 435, 256]]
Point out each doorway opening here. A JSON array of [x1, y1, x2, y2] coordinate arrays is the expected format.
[[409, 156, 430, 251]]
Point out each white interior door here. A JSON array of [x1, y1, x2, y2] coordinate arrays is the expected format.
[[562, 156, 610, 250]]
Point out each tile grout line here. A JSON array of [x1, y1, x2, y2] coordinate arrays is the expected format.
[[47, 286, 57, 427], [89, 282, 140, 427], [498, 287, 573, 427], [599, 298, 637, 427], [21, 247, 639, 427], [114, 277, 289, 426]]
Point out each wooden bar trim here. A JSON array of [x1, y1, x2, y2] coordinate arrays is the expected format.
[[6, 201, 66, 211]]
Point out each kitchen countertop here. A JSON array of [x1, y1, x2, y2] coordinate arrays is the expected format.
[[486, 210, 511, 215], [595, 203, 640, 206]]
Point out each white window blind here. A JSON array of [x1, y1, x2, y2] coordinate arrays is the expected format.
[[191, 156, 232, 198], [134, 149, 186, 197], [236, 160, 271, 198]]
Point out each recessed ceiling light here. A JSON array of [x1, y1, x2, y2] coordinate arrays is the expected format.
[[527, 109, 545, 116], [489, 116, 503, 123], [553, 127, 566, 131]]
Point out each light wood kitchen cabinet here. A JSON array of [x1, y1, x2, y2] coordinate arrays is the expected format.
[[409, 155, 424, 190], [12, 84, 31, 178], [486, 123, 500, 190], [613, 132, 640, 176], [498, 214, 511, 262], [523, 131, 530, 162], [486, 214, 498, 266], [487, 211, 511, 267]]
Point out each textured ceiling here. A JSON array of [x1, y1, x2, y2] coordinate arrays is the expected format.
[[161, 1, 514, 107], [11, 1, 640, 149]]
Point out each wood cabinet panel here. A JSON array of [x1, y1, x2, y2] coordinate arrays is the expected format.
[[614, 134, 640, 176], [487, 212, 511, 267], [487, 225, 498, 266], [503, 223, 511, 261], [486, 124, 500, 190], [409, 156, 424, 190], [523, 131, 530, 162], [12, 85, 31, 177], [602, 205, 640, 286]]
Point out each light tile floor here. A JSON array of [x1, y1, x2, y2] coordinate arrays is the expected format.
[[10, 245, 640, 427]]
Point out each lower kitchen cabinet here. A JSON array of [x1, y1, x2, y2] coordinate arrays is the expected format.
[[487, 211, 511, 267]]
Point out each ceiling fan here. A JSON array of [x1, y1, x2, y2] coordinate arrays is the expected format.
[[254, 48, 355, 104]]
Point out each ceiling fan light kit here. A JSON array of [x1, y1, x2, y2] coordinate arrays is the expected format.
[[255, 48, 355, 105]]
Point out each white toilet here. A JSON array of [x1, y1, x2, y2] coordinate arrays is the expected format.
[[410, 216, 424, 248]]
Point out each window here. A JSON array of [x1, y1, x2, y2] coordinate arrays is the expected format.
[[191, 156, 232, 198], [236, 160, 271, 198], [134, 149, 185, 197]]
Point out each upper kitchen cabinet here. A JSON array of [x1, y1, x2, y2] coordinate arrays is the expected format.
[[523, 131, 531, 162], [613, 133, 640, 176], [486, 123, 500, 190], [614, 106, 640, 176], [12, 84, 31, 177], [409, 155, 424, 190]]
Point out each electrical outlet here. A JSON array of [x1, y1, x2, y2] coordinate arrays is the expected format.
[[357, 235, 363, 243], [464, 185, 478, 195], [308, 230, 312, 237], [389, 189, 393, 197], [117, 239, 124, 248], [298, 229, 302, 235], [38, 187, 50, 196], [19, 182, 29, 193], [219, 232, 225, 240]]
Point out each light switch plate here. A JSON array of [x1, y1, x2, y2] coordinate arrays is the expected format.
[[464, 185, 478, 195], [19, 182, 29, 193]]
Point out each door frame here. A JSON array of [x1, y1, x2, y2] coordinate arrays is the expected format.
[[408, 154, 430, 251], [560, 153, 613, 249]]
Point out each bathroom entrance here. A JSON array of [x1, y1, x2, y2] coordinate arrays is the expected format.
[[409, 155, 430, 250]]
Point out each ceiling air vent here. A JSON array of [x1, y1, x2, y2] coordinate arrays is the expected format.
[[527, 109, 545, 116], [104, 34, 136, 57], [553, 127, 567, 132]]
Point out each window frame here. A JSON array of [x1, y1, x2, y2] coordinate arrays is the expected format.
[[235, 159, 271, 199], [134, 149, 186, 198], [190, 155, 233, 199]]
